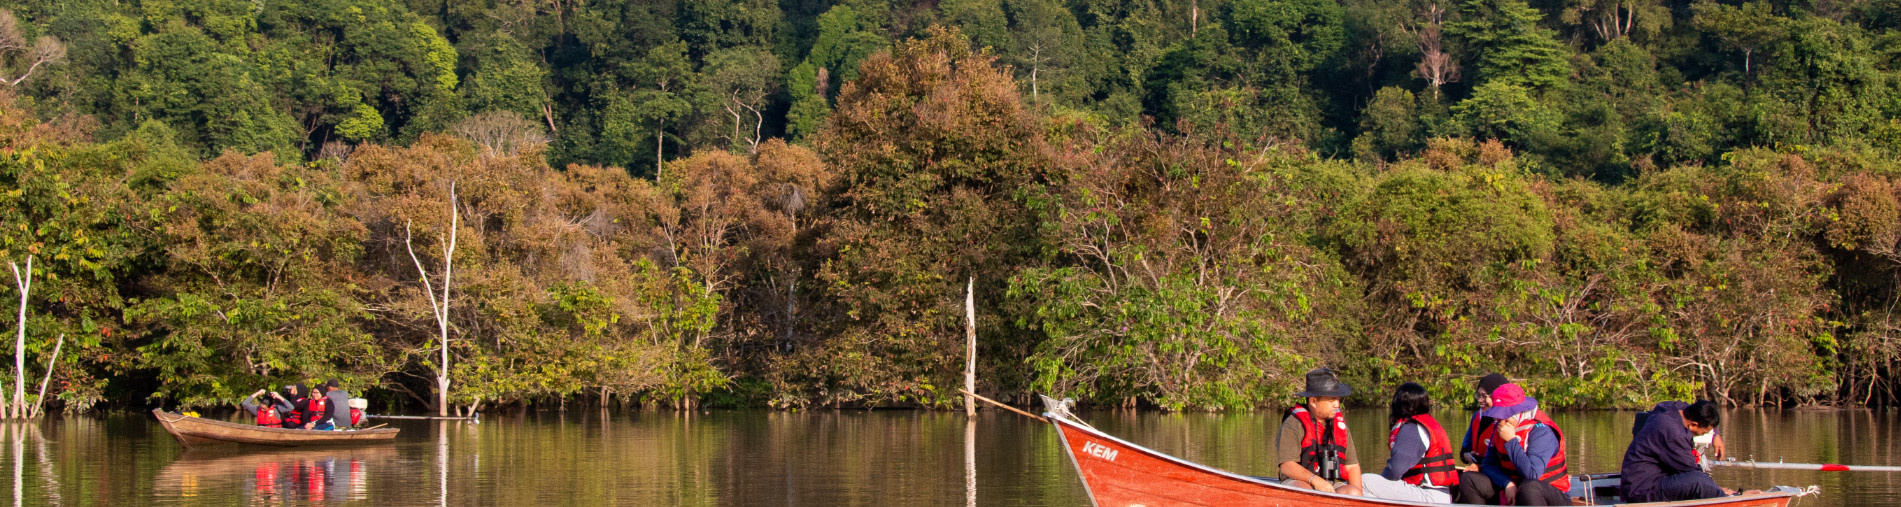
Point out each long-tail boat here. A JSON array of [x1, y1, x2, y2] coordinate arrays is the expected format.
[[153, 409, 400, 449], [1037, 396, 1813, 507]]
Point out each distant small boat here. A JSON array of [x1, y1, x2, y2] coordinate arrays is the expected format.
[[152, 409, 400, 449], [1037, 396, 1811, 507]]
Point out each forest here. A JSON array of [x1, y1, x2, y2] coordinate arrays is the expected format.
[[0, 0, 1900, 414]]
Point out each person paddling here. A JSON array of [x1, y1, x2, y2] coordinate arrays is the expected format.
[[1275, 368, 1365, 496], [1361, 383, 1457, 503], [1621, 400, 1744, 501], [1457, 383, 1571, 506]]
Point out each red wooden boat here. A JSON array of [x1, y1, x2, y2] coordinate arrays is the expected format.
[[1037, 396, 1811, 507]]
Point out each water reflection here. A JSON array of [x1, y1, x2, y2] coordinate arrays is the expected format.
[[154, 447, 387, 504], [0, 407, 1891, 506]]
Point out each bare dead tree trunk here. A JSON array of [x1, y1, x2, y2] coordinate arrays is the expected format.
[[965, 277, 976, 418], [1406, 4, 1460, 100], [1191, 0, 1199, 36], [29, 333, 59, 418], [9, 256, 30, 418], [406, 184, 459, 417], [655, 120, 666, 178]]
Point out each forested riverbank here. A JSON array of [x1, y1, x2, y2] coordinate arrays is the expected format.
[[1, 0, 1900, 413]]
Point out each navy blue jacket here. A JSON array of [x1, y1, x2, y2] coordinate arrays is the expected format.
[[1620, 401, 1703, 502], [1381, 421, 1430, 481]]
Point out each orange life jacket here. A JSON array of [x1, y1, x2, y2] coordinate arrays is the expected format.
[[256, 406, 282, 426], [1287, 405, 1352, 481], [1389, 414, 1460, 487], [1486, 411, 1570, 492]]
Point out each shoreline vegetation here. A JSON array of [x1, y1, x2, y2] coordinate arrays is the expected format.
[[1, 0, 1900, 415]]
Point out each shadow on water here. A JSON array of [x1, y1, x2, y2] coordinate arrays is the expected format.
[[0, 407, 1890, 505]]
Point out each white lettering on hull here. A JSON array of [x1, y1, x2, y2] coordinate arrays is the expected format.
[[1081, 440, 1119, 462]]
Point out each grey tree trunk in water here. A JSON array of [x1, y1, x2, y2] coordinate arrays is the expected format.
[[9, 255, 30, 418], [406, 184, 459, 417]]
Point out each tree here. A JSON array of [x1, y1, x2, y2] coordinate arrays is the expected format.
[[1692, 2, 1787, 78], [785, 5, 887, 139], [1449, 0, 1572, 90], [1404, 3, 1461, 99], [798, 26, 1054, 407], [695, 47, 781, 155], [0, 10, 63, 88], [404, 183, 459, 417], [127, 153, 379, 407]]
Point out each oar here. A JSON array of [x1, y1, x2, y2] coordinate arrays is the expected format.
[[365, 414, 480, 421], [1712, 459, 1901, 472], [958, 388, 1048, 422]]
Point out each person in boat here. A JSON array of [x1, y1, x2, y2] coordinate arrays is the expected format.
[[1621, 400, 1736, 502], [1360, 382, 1457, 503], [296, 383, 336, 431], [319, 380, 354, 430], [1460, 373, 1511, 468], [1275, 368, 1364, 496], [240, 388, 293, 427], [280, 384, 312, 429], [1456, 383, 1571, 506]]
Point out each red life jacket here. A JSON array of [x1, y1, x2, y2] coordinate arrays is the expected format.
[[1465, 412, 1494, 460], [255, 406, 282, 427], [1486, 411, 1570, 492], [1389, 414, 1460, 487], [283, 398, 307, 428], [350, 408, 364, 427], [1287, 405, 1352, 481]]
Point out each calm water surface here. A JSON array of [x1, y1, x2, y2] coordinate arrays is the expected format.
[[0, 407, 1892, 505]]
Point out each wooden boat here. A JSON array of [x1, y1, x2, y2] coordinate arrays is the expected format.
[[152, 409, 400, 449], [1037, 396, 1811, 507]]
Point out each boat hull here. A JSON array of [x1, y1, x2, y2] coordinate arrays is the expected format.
[[1045, 406, 1795, 507], [153, 409, 400, 449]]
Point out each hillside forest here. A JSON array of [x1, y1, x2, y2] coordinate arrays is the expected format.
[[3, 0, 1901, 414]]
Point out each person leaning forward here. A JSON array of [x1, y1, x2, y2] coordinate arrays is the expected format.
[[1275, 368, 1365, 496], [1621, 400, 1752, 502], [1456, 383, 1573, 506]]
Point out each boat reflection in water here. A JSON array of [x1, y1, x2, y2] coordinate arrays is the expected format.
[[155, 447, 393, 504]]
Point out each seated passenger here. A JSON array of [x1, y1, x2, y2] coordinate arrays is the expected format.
[[239, 389, 291, 427], [279, 384, 311, 429], [301, 384, 335, 431], [1456, 383, 1572, 506], [1275, 368, 1364, 496], [1360, 383, 1457, 503], [320, 379, 354, 430], [1621, 400, 1735, 502]]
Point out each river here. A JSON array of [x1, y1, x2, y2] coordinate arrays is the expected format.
[[0, 406, 1891, 505]]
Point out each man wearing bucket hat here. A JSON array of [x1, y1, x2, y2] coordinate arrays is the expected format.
[[1455, 383, 1572, 506], [1275, 368, 1364, 496]]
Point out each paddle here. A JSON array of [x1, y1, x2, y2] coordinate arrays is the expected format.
[[365, 414, 480, 422], [1711, 460, 1901, 472], [957, 388, 1048, 422]]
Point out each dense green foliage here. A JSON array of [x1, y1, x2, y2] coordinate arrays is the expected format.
[[2, 0, 1901, 412]]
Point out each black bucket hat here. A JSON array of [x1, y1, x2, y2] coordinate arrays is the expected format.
[[1294, 368, 1352, 398]]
